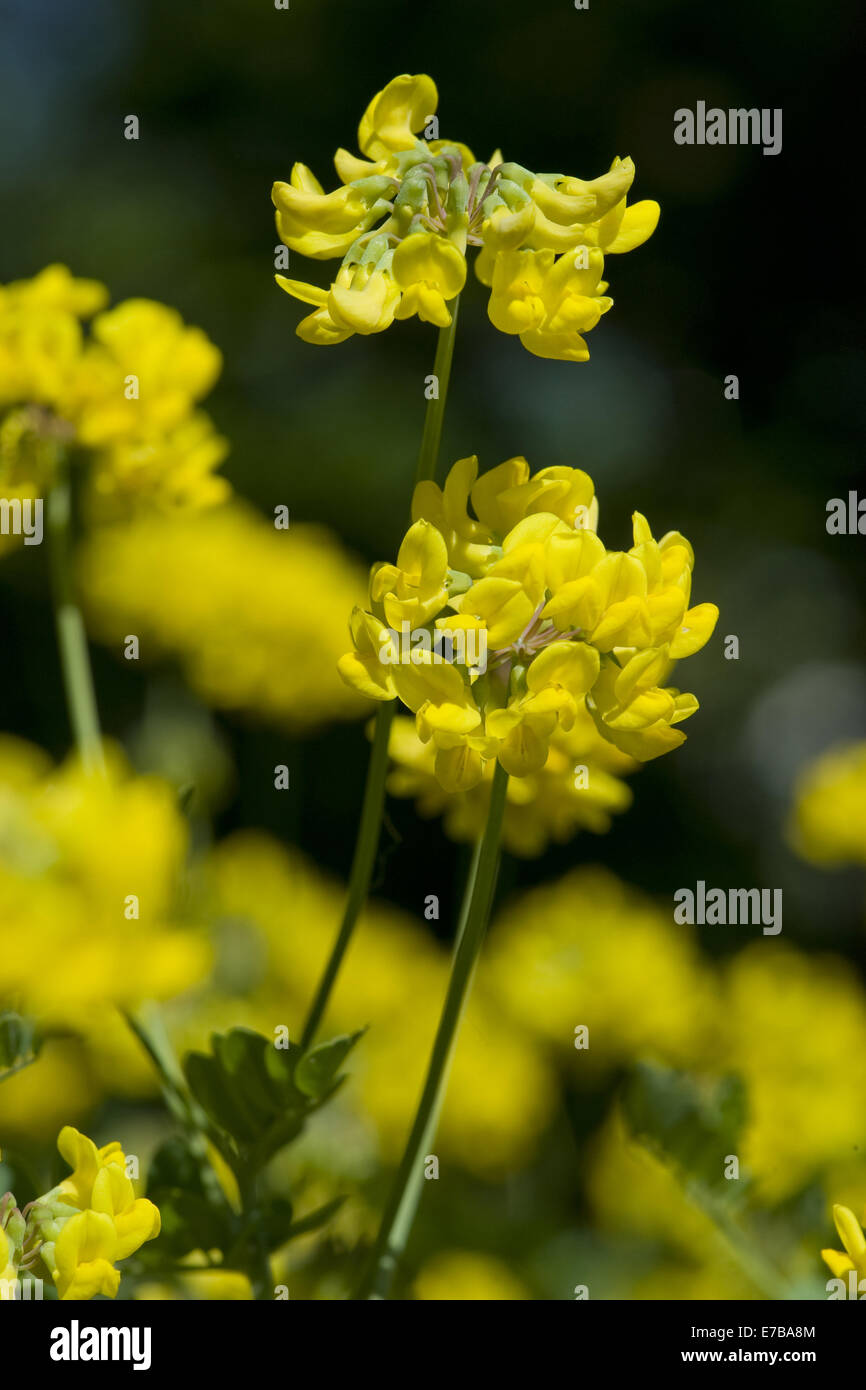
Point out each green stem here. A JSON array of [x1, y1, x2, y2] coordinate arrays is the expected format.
[[47, 461, 105, 774], [414, 295, 460, 488], [689, 1185, 794, 1301], [356, 761, 509, 1300], [300, 307, 460, 1049], [300, 700, 395, 1050]]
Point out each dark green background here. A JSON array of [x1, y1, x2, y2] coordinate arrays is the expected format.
[[1, 0, 864, 960]]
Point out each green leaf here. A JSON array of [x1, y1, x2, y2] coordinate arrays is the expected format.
[[183, 1050, 261, 1143], [211, 1029, 278, 1132], [294, 1030, 365, 1100], [257, 1196, 295, 1252], [147, 1136, 208, 1199], [282, 1196, 346, 1242], [154, 1189, 237, 1259], [0, 1011, 42, 1082], [262, 1041, 308, 1107], [622, 1061, 747, 1194]]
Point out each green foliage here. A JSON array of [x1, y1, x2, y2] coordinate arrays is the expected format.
[[622, 1061, 748, 1198], [182, 1025, 364, 1169], [0, 1011, 42, 1083], [139, 1027, 362, 1278]]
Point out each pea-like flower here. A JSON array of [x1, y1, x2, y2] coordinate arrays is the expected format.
[[1, 1126, 160, 1301], [338, 455, 718, 790], [822, 1204, 866, 1283], [272, 74, 658, 361]]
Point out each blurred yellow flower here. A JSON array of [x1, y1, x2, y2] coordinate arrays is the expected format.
[[718, 944, 866, 1200], [0, 265, 228, 537], [80, 501, 369, 731], [273, 74, 657, 361], [789, 740, 866, 867], [0, 735, 210, 1030], [483, 868, 716, 1069], [413, 1250, 530, 1300], [0, 1041, 97, 1138], [136, 1270, 253, 1300]]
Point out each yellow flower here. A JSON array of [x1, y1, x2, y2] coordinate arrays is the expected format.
[[80, 501, 369, 730], [387, 705, 636, 855], [789, 740, 866, 867], [91, 1163, 161, 1260], [484, 868, 715, 1067], [719, 944, 866, 1199], [370, 517, 450, 628], [487, 245, 612, 362], [337, 609, 398, 701], [272, 75, 657, 360], [52, 1210, 122, 1300], [339, 455, 716, 787], [0, 736, 210, 1034], [0, 267, 228, 522], [413, 1250, 530, 1301], [392, 232, 467, 326], [0, 1224, 18, 1297], [822, 1205, 866, 1281], [358, 73, 439, 158], [486, 640, 600, 775], [588, 647, 700, 761], [28, 1126, 160, 1300], [55, 1125, 125, 1209]]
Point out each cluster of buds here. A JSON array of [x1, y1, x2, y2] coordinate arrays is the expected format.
[[0, 1127, 159, 1301], [272, 74, 658, 361], [338, 456, 718, 792]]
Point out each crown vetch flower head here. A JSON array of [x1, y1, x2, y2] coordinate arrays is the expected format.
[[272, 75, 659, 362], [339, 456, 718, 791]]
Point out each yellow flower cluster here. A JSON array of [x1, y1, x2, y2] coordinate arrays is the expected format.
[[387, 704, 637, 855], [0, 263, 228, 524], [338, 455, 719, 790], [79, 501, 369, 731], [486, 871, 866, 1205], [485, 867, 717, 1068], [789, 740, 866, 867], [3, 1127, 161, 1300], [720, 944, 866, 1200], [0, 736, 210, 1032], [273, 74, 658, 361]]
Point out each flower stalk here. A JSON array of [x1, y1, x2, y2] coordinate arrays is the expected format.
[[357, 760, 509, 1300], [46, 451, 105, 776], [300, 310, 459, 1049], [300, 698, 396, 1049], [414, 294, 459, 489]]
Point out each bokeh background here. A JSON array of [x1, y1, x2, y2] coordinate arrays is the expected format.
[[1, 0, 865, 1300]]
